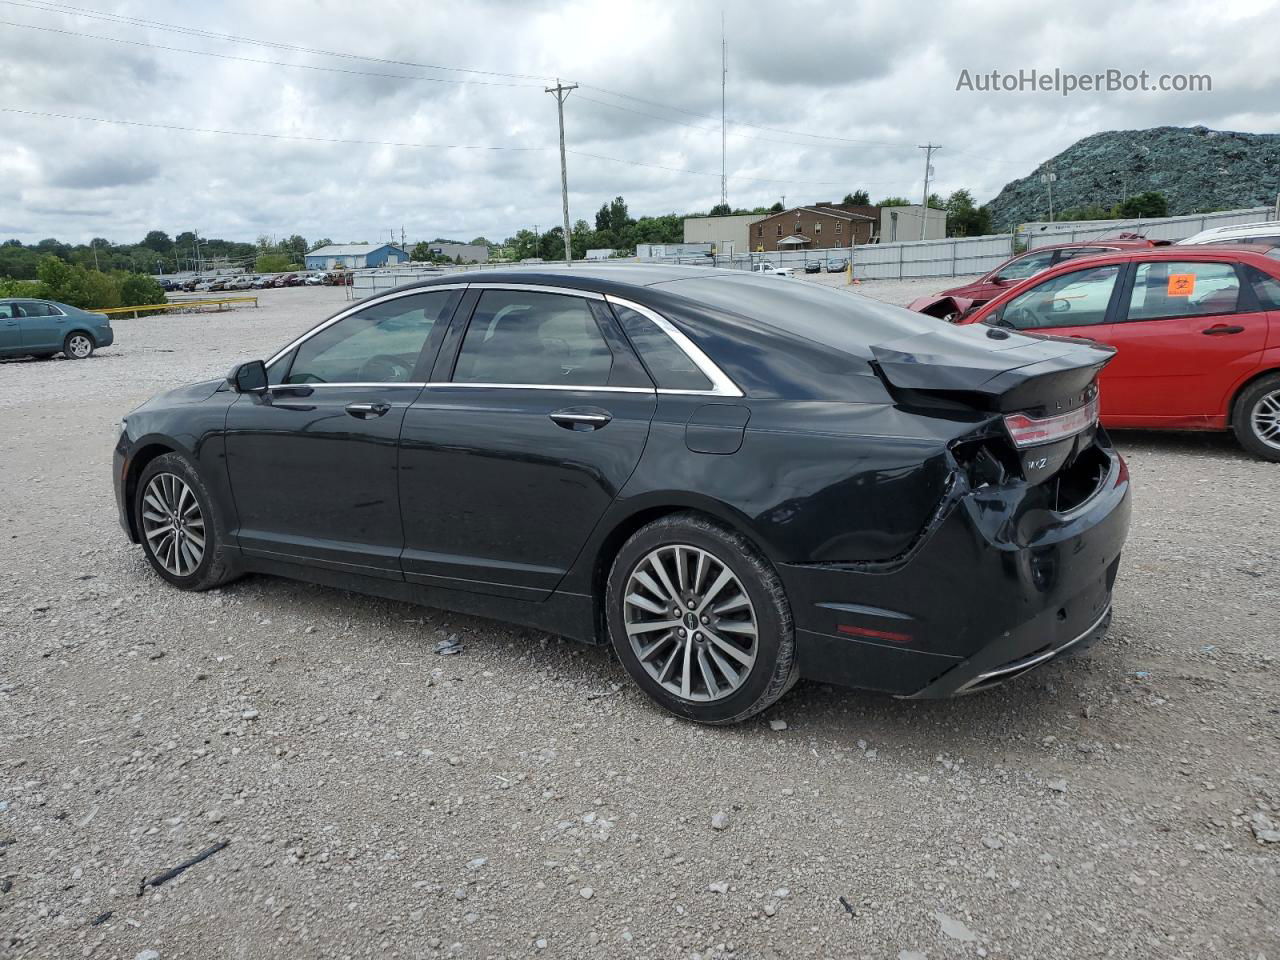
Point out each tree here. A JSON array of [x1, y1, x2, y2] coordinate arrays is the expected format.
[[142, 230, 172, 253], [769, 201, 784, 213], [175, 231, 197, 250], [876, 196, 911, 207], [256, 252, 291, 273], [708, 202, 732, 216], [312, 238, 333, 250], [1115, 191, 1168, 218], [843, 190, 871, 205], [927, 193, 946, 210], [119, 273, 165, 307], [538, 227, 566, 261], [410, 241, 432, 262], [944, 189, 993, 237], [469, 236, 493, 248], [283, 235, 308, 263]]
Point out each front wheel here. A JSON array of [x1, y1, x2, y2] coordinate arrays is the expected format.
[[1232, 373, 1280, 462], [63, 332, 95, 359], [605, 513, 797, 724], [135, 453, 240, 590]]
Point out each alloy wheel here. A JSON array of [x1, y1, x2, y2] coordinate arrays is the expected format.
[[140, 473, 206, 577], [1251, 388, 1280, 451], [68, 335, 93, 358], [623, 544, 758, 702]]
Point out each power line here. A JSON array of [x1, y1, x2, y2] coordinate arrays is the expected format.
[[0, 106, 905, 188], [0, 18, 544, 88], [3, 0, 1039, 165], [0, 0, 557, 83]]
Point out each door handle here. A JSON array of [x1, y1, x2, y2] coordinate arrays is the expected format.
[[1202, 324, 1245, 335], [345, 401, 391, 419], [549, 408, 612, 431]]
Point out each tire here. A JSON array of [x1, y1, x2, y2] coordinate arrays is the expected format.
[[62, 331, 95, 360], [605, 513, 797, 724], [1231, 372, 1280, 462], [135, 452, 240, 591]]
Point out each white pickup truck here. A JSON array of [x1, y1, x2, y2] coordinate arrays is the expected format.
[[751, 262, 792, 277]]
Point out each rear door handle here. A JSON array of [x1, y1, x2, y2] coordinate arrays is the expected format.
[[345, 401, 391, 419], [549, 408, 612, 431], [1202, 324, 1245, 335]]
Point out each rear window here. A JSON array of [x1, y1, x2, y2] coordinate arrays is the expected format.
[[1244, 266, 1280, 310], [655, 274, 937, 358]]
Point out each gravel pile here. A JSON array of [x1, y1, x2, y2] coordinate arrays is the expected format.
[[2, 284, 1277, 958]]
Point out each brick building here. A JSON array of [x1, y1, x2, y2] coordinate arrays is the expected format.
[[748, 204, 879, 252]]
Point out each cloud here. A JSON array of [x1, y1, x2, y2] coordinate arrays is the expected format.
[[0, 0, 1276, 246]]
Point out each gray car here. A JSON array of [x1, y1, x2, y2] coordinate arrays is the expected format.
[[0, 298, 114, 360]]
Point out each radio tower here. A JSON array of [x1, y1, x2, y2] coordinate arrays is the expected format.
[[720, 15, 728, 209]]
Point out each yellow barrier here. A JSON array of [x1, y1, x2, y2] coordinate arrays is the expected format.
[[99, 296, 259, 318]]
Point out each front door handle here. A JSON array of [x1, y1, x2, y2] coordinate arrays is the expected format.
[[345, 401, 391, 419], [1202, 324, 1245, 335], [549, 408, 612, 431]]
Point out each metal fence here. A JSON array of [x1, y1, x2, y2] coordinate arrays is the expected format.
[[851, 234, 1014, 280], [1021, 206, 1274, 249]]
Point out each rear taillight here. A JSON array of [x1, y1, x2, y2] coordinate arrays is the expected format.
[[1003, 396, 1099, 448]]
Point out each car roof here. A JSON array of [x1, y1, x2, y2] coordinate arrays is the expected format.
[[1027, 238, 1155, 253]]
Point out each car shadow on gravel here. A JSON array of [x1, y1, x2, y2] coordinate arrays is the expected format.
[[1108, 428, 1252, 461]]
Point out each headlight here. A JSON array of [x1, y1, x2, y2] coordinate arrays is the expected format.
[[115, 418, 128, 442]]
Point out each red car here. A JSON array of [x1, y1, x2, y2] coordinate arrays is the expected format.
[[909, 237, 1163, 321], [959, 245, 1280, 460]]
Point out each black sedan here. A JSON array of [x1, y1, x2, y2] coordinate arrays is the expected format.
[[114, 266, 1131, 723]]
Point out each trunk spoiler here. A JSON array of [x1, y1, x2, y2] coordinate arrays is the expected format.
[[869, 324, 1115, 415]]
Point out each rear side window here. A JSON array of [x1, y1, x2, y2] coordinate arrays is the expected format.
[[453, 290, 614, 387], [1124, 261, 1240, 321], [1244, 266, 1280, 310], [1054, 246, 1113, 263], [0, 303, 13, 319], [612, 304, 712, 391], [995, 264, 1121, 330], [995, 249, 1056, 281]]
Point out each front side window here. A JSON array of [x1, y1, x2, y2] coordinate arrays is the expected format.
[[0, 303, 13, 319], [453, 290, 614, 387], [18, 302, 54, 317], [1124, 261, 1241, 322], [284, 290, 453, 384], [994, 264, 1121, 330], [612, 304, 712, 391], [994, 250, 1056, 282]]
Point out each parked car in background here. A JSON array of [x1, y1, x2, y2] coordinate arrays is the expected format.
[[826, 257, 849, 272], [304, 273, 324, 286], [114, 266, 1130, 722], [961, 244, 1280, 460], [909, 237, 1164, 321], [193, 278, 216, 292], [751, 262, 791, 277], [804, 260, 822, 274], [324, 271, 353, 286], [230, 276, 255, 291], [252, 276, 274, 289], [1177, 220, 1280, 248], [1, 298, 113, 360]]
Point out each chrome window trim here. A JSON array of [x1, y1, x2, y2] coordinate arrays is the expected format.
[[420, 382, 655, 394], [603, 294, 743, 398], [265, 284, 470, 368], [267, 382, 428, 390], [468, 283, 606, 301]]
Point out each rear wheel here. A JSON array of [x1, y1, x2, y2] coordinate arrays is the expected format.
[[63, 332, 95, 359], [606, 513, 797, 724], [1232, 373, 1280, 462], [135, 453, 240, 590]]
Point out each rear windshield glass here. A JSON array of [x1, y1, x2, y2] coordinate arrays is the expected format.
[[653, 274, 938, 356]]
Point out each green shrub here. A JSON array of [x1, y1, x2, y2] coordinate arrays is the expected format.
[[0, 278, 45, 298], [118, 273, 165, 307]]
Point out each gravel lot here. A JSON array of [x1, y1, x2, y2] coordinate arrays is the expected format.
[[2, 281, 1277, 960]]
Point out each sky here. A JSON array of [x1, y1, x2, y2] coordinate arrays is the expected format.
[[1, 0, 1278, 247]]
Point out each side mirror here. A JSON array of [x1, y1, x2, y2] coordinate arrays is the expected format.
[[990, 275, 1009, 286], [228, 359, 268, 393]]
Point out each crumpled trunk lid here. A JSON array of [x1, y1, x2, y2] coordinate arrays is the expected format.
[[869, 323, 1114, 415]]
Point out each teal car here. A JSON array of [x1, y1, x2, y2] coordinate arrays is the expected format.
[[0, 298, 114, 360]]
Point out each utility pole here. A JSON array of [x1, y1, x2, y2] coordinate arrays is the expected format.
[[918, 144, 940, 240], [720, 14, 728, 209], [545, 79, 578, 264], [91, 239, 100, 272]]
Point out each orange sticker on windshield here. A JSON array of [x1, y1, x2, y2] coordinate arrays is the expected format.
[[1167, 273, 1196, 297]]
